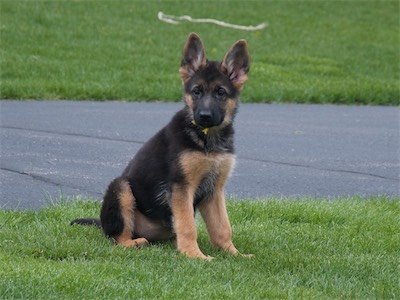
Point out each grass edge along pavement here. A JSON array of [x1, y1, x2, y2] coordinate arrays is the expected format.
[[1, 196, 399, 299], [1, 1, 399, 105]]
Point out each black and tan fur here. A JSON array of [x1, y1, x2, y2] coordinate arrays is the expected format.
[[71, 33, 251, 259]]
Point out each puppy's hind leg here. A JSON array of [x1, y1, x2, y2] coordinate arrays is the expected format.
[[100, 177, 148, 248]]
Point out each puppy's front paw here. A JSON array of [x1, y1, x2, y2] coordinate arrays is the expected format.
[[180, 248, 213, 260]]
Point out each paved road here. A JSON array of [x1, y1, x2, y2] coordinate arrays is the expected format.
[[1, 100, 399, 210]]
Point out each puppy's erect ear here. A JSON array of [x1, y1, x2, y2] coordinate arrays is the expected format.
[[221, 40, 250, 90], [179, 33, 206, 82]]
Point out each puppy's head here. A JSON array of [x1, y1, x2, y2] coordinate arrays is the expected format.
[[180, 33, 250, 129]]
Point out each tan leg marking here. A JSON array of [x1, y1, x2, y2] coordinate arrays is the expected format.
[[200, 190, 253, 258], [114, 180, 149, 248], [199, 189, 238, 255], [198, 154, 253, 258], [174, 151, 213, 259], [171, 185, 210, 259], [197, 154, 239, 255]]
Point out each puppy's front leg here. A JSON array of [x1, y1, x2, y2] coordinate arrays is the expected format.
[[199, 188, 254, 258], [198, 189, 238, 255], [171, 185, 210, 260]]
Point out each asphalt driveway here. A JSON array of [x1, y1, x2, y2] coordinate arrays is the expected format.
[[0, 100, 399, 210]]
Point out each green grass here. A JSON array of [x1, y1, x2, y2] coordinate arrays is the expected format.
[[1, 196, 399, 299], [1, 1, 399, 105]]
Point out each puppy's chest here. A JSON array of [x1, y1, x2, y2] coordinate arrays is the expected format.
[[179, 151, 235, 202], [193, 164, 219, 205]]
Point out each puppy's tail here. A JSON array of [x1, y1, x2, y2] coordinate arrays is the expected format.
[[70, 218, 101, 228]]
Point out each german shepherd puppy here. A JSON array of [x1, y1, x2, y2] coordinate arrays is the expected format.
[[72, 33, 250, 259]]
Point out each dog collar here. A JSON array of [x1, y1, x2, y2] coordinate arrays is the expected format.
[[191, 120, 209, 135]]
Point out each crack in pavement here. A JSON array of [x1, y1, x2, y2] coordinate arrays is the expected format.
[[1, 125, 146, 145], [240, 156, 399, 182], [1, 167, 103, 197]]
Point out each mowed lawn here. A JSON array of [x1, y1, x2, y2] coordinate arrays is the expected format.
[[1, 1, 399, 104], [1, 197, 399, 299]]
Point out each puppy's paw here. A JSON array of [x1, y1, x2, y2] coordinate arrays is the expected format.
[[120, 237, 149, 248]]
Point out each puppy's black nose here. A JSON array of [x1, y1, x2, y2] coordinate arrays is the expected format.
[[199, 110, 212, 121]]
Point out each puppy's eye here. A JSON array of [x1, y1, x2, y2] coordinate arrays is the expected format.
[[192, 87, 202, 97], [216, 87, 226, 97]]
